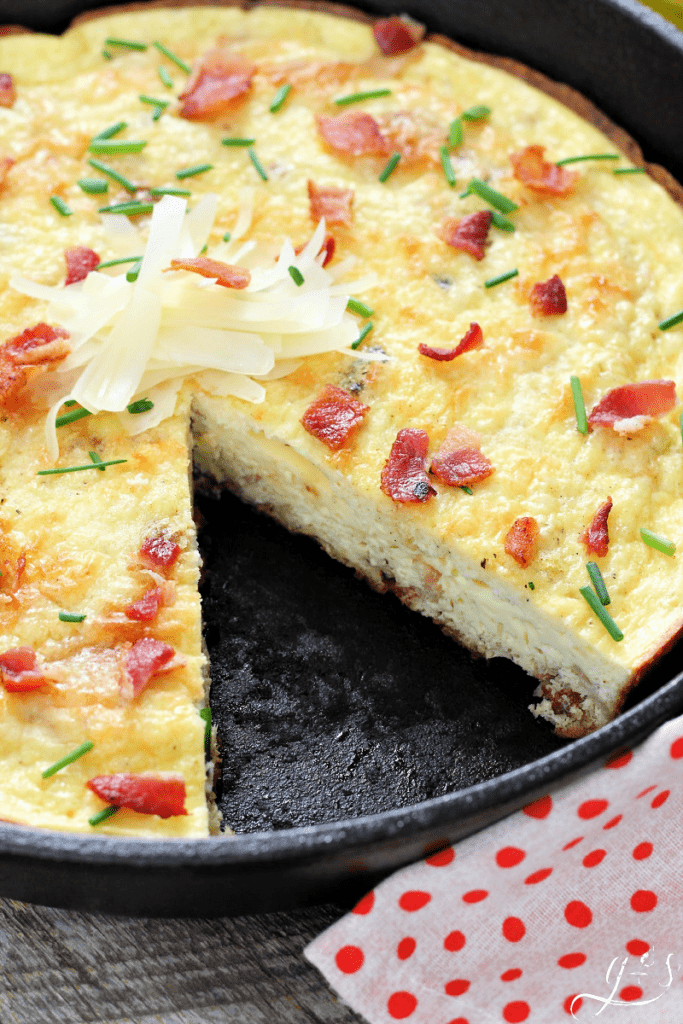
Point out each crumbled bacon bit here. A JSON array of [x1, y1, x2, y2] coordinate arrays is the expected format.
[[0, 156, 14, 189], [140, 534, 181, 569], [373, 16, 425, 55], [0, 647, 47, 692], [530, 274, 567, 316], [381, 428, 436, 503], [125, 637, 175, 697], [0, 323, 70, 410], [582, 498, 613, 557], [65, 246, 100, 286], [125, 587, 164, 623], [307, 180, 354, 226], [588, 380, 677, 433], [419, 323, 483, 361], [0, 74, 15, 109], [439, 212, 492, 261], [294, 233, 336, 267], [430, 424, 494, 487], [317, 111, 389, 157], [301, 384, 369, 451], [167, 257, 251, 289], [505, 516, 540, 568], [179, 48, 255, 120], [87, 773, 187, 818], [510, 145, 578, 196]]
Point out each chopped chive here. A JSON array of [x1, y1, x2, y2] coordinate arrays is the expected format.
[[613, 167, 646, 175], [199, 707, 212, 748], [556, 153, 619, 166], [466, 177, 518, 214], [288, 265, 304, 286], [490, 210, 515, 232], [37, 459, 127, 475], [334, 88, 391, 106], [102, 50, 113, 60], [95, 255, 142, 270], [89, 451, 106, 472], [459, 187, 471, 199], [461, 486, 474, 495], [379, 152, 401, 183], [448, 117, 463, 148], [127, 398, 154, 414], [680, 410, 683, 447], [153, 41, 191, 75], [158, 66, 173, 89], [461, 105, 491, 121], [222, 231, 231, 242], [640, 528, 675, 556], [77, 178, 109, 195], [484, 268, 518, 289], [222, 137, 256, 147], [139, 95, 169, 108], [150, 187, 191, 198], [105, 37, 147, 51], [351, 322, 373, 350], [88, 158, 136, 193], [200, 244, 208, 255], [347, 297, 374, 318], [64, 400, 77, 407], [586, 561, 610, 605], [659, 309, 683, 331], [89, 806, 119, 827], [528, 581, 535, 590], [126, 259, 142, 282], [151, 106, 165, 122], [55, 406, 92, 428], [89, 139, 147, 156], [570, 375, 588, 435], [49, 196, 72, 217], [91, 121, 128, 141], [248, 149, 268, 181], [59, 611, 87, 623], [579, 586, 624, 641], [439, 145, 456, 187], [269, 83, 292, 113], [98, 201, 153, 216], [42, 740, 94, 778], [176, 162, 213, 179]]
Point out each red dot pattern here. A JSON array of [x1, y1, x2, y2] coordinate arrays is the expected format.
[[399, 890, 431, 912], [503, 1000, 530, 1022], [651, 789, 669, 808], [352, 891, 374, 915], [558, 953, 586, 969], [605, 749, 632, 769], [397, 938, 416, 960], [444, 930, 466, 952], [446, 1019, 469, 1024], [620, 986, 643, 1002], [582, 849, 606, 868], [445, 979, 471, 997], [564, 995, 583, 1015], [335, 946, 364, 974], [636, 785, 657, 799], [578, 799, 608, 819], [496, 847, 526, 868], [633, 842, 653, 860], [462, 890, 488, 904], [563, 837, 583, 850], [501, 969, 522, 982], [670, 736, 683, 758], [522, 794, 552, 818], [565, 901, 592, 928], [502, 917, 525, 943], [426, 847, 455, 867], [626, 939, 650, 956], [631, 890, 657, 912], [603, 814, 622, 830], [387, 992, 418, 1019], [525, 867, 553, 884]]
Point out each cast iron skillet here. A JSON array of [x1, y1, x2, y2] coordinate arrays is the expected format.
[[1, 0, 683, 918]]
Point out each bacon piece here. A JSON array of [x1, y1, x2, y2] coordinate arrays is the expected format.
[[505, 516, 540, 568], [317, 111, 388, 157], [307, 180, 354, 227], [430, 424, 494, 487], [530, 274, 567, 316], [0, 156, 14, 189], [439, 211, 492, 261], [125, 638, 175, 698], [0, 648, 48, 692], [510, 145, 578, 196], [419, 323, 483, 361], [125, 587, 164, 623], [65, 246, 100, 286], [179, 48, 255, 120], [582, 498, 613, 558], [294, 233, 336, 267], [167, 257, 250, 289], [373, 16, 425, 55], [301, 384, 369, 451], [0, 74, 15, 109], [381, 428, 436, 503], [0, 323, 70, 410], [588, 380, 677, 434], [87, 773, 187, 818], [140, 534, 180, 569]]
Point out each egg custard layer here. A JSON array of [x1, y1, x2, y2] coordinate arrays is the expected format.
[[0, 4, 683, 834]]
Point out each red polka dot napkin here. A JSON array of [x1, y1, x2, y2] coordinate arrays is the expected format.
[[305, 715, 683, 1023]]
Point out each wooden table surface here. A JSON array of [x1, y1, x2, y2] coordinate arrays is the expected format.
[[0, 898, 365, 1024]]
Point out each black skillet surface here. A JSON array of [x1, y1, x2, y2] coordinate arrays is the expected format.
[[1, 0, 683, 917]]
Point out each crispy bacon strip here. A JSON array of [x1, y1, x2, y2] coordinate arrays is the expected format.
[[65, 246, 100, 286], [419, 323, 483, 361], [317, 111, 388, 157], [430, 424, 494, 487], [307, 180, 354, 227], [87, 773, 187, 818], [588, 380, 677, 433], [125, 638, 175, 698], [439, 211, 492, 261], [0, 74, 15, 109], [505, 516, 540, 568], [301, 384, 369, 451], [381, 428, 436, 503], [294, 233, 336, 267], [0, 323, 70, 410], [140, 534, 180, 569], [530, 274, 567, 316], [179, 48, 255, 120], [582, 498, 613, 557], [0, 156, 14, 190], [0, 648, 48, 692], [125, 587, 164, 623], [510, 145, 578, 196], [167, 257, 251, 289], [373, 16, 425, 55]]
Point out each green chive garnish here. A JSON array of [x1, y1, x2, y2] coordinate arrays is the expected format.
[[55, 406, 91, 428], [50, 196, 72, 217], [127, 398, 154, 414], [680, 410, 683, 447], [613, 167, 646, 175], [270, 84, 292, 113], [102, 50, 113, 60], [528, 581, 535, 590], [334, 88, 391, 106], [490, 210, 515, 232], [484, 268, 518, 289], [64, 400, 77, 407], [176, 162, 212, 179], [152, 106, 165, 122], [153, 41, 191, 75], [88, 158, 136, 193], [288, 265, 304, 286], [222, 231, 231, 242], [640, 528, 675, 556], [439, 145, 456, 187], [199, 707, 212, 747], [89, 806, 119, 827], [59, 611, 87, 623], [461, 486, 473, 495], [586, 561, 610, 605], [42, 740, 94, 778], [580, 586, 624, 641], [570, 375, 588, 435], [77, 178, 108, 195], [95, 255, 142, 270], [98, 201, 153, 215], [448, 117, 463, 148], [222, 137, 256, 147], [200, 244, 208, 255], [466, 178, 518, 214], [347, 297, 374, 318], [158, 66, 173, 89], [37, 459, 127, 476], [379, 152, 401, 183], [105, 37, 147, 51], [461, 105, 491, 121], [91, 121, 127, 141], [248, 149, 268, 181], [659, 310, 683, 331], [351, 322, 373, 350], [89, 139, 147, 156], [150, 187, 190, 198], [89, 451, 106, 472], [139, 95, 169, 108], [556, 153, 619, 166], [126, 259, 142, 282]]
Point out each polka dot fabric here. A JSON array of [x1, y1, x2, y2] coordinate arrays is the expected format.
[[305, 714, 683, 1023]]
